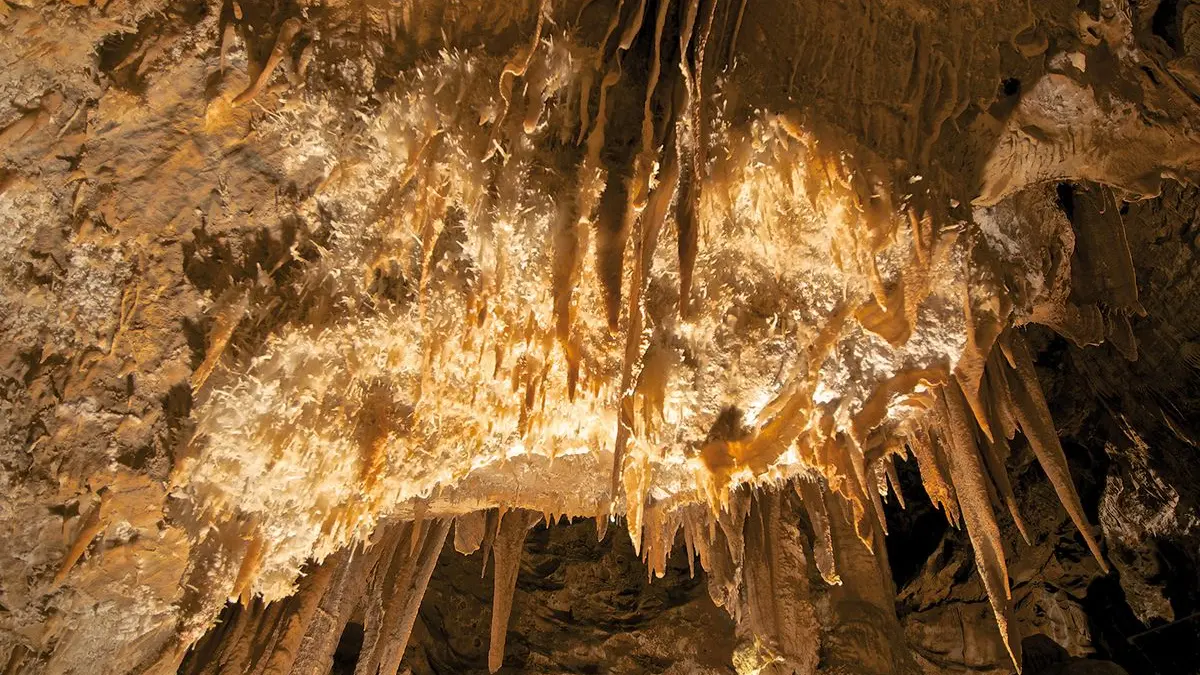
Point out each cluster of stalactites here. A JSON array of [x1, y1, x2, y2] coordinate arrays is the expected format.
[[175, 318, 1113, 675], [178, 508, 545, 675], [172, 2, 1129, 672], [176, 484, 846, 675], [623, 322, 1113, 672], [900, 326, 1109, 669]]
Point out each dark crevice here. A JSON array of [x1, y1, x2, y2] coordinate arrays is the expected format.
[[331, 621, 365, 675], [1153, 0, 1182, 52], [884, 455, 948, 590], [1057, 182, 1077, 222]]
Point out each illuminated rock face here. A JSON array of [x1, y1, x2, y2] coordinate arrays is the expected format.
[[1, 0, 1199, 673]]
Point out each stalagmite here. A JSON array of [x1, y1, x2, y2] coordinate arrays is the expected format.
[[488, 510, 539, 673], [821, 487, 918, 675]]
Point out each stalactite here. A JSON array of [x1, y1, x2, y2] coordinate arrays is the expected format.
[[354, 523, 411, 675], [868, 456, 893, 535], [480, 508, 501, 576], [618, 0, 649, 50], [641, 503, 681, 580], [258, 557, 340, 675], [717, 489, 751, 572], [551, 162, 585, 401], [938, 381, 1021, 670], [1105, 309, 1138, 360], [622, 453, 651, 555], [596, 0, 628, 62], [739, 489, 819, 675], [828, 435, 878, 551], [687, 509, 716, 573], [53, 493, 107, 586], [290, 526, 401, 675], [701, 519, 740, 617], [488, 509, 539, 673], [681, 512, 698, 578], [189, 601, 255, 675], [230, 529, 265, 604], [454, 511, 487, 555], [14, 0, 1197, 671], [496, 0, 548, 128], [903, 420, 962, 527], [595, 167, 633, 334], [216, 600, 285, 675], [373, 520, 451, 675], [3, 646, 30, 675], [675, 0, 701, 317], [980, 430, 1031, 544], [180, 611, 231, 675], [955, 269, 1009, 444], [1002, 330, 1108, 571], [1070, 188, 1144, 315], [884, 454, 906, 510], [985, 348, 1020, 441], [595, 512, 609, 542], [409, 508, 425, 557], [609, 0, 677, 513], [849, 439, 888, 538], [190, 288, 250, 392], [247, 600, 293, 675], [795, 478, 841, 586]]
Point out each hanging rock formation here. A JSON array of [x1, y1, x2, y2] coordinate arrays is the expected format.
[[2, 0, 1199, 673]]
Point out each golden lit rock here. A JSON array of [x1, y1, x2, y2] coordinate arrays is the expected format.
[[3, 0, 1199, 673]]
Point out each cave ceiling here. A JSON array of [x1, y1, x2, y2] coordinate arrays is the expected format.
[[2, 0, 1200, 673]]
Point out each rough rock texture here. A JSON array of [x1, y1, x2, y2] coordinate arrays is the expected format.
[[3, 0, 1200, 673]]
